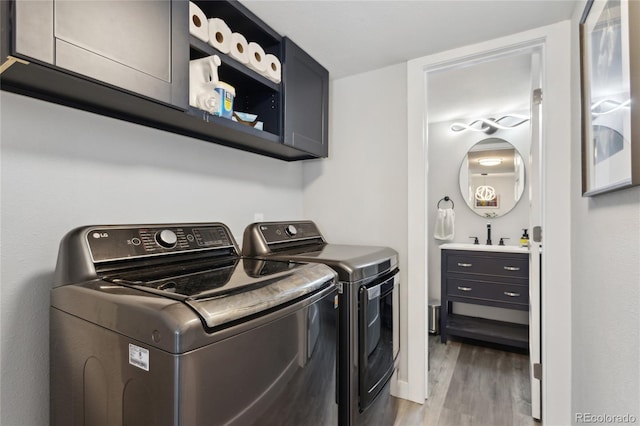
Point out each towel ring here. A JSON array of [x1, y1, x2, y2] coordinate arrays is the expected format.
[[437, 196, 454, 209]]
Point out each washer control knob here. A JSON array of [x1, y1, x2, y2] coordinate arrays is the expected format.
[[156, 229, 177, 248], [285, 224, 298, 237]]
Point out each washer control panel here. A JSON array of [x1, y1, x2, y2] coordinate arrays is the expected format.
[[258, 221, 323, 244], [86, 224, 237, 263]]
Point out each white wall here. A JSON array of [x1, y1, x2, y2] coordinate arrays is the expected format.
[[0, 92, 304, 425], [302, 63, 409, 384], [569, 2, 640, 423]]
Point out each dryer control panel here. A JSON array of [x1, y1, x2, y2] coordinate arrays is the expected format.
[[242, 221, 327, 257], [258, 221, 322, 244]]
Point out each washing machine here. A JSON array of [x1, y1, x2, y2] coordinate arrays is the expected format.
[[51, 222, 338, 425]]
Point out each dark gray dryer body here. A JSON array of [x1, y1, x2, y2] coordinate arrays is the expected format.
[[51, 222, 338, 426], [243, 221, 400, 426]]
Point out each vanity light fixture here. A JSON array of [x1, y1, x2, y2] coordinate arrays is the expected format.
[[450, 114, 530, 134], [591, 98, 631, 116], [478, 158, 502, 166]]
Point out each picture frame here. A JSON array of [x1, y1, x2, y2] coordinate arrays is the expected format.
[[580, 0, 640, 196], [475, 195, 499, 209]]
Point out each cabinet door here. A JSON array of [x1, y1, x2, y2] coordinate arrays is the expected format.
[[282, 37, 329, 157], [15, 0, 188, 109]]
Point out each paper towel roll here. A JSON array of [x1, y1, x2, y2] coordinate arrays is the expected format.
[[247, 42, 267, 73], [229, 33, 249, 64], [263, 54, 281, 84], [208, 18, 231, 54], [189, 55, 222, 114], [189, 2, 209, 42]]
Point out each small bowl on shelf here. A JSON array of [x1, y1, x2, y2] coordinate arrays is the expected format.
[[233, 112, 263, 130]]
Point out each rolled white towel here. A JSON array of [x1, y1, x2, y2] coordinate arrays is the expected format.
[[434, 208, 454, 241]]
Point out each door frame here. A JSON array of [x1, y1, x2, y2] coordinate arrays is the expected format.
[[404, 21, 572, 425]]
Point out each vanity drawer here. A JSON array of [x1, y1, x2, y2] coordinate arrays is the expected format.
[[446, 278, 529, 308], [446, 252, 529, 278]]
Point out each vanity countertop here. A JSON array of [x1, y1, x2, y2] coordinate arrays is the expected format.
[[439, 243, 529, 253]]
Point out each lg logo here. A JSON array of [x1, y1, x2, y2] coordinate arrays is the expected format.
[[92, 232, 109, 239]]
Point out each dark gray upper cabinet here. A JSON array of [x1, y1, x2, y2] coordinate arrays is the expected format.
[[282, 37, 329, 158], [13, 0, 188, 109], [1, 0, 329, 161]]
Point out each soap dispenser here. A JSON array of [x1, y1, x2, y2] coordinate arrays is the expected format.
[[520, 229, 529, 247]]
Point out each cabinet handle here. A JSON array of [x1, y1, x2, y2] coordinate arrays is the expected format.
[[503, 266, 520, 271], [457, 263, 473, 267], [504, 291, 520, 297], [457, 286, 472, 292]]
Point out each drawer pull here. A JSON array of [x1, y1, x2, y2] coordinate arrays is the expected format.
[[504, 291, 520, 297], [457, 263, 473, 268], [504, 266, 521, 271], [457, 286, 473, 292]]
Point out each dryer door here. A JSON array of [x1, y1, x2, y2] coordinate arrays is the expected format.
[[358, 273, 397, 411]]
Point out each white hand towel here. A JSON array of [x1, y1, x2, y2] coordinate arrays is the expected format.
[[434, 208, 455, 241]]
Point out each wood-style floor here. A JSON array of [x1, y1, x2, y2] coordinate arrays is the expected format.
[[393, 335, 537, 426]]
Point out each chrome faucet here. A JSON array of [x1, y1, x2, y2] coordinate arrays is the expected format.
[[486, 222, 492, 245]]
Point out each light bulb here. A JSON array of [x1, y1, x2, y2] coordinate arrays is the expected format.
[[478, 158, 502, 166]]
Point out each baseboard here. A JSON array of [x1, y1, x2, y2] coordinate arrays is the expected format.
[[390, 376, 424, 404]]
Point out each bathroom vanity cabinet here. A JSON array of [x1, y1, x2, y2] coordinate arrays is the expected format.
[[440, 248, 529, 349]]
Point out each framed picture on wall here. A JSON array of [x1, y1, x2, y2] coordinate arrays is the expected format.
[[475, 195, 499, 209], [580, 0, 640, 196]]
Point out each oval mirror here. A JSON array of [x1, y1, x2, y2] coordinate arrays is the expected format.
[[458, 138, 525, 218]]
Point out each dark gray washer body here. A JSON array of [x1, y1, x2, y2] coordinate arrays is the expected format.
[[51, 223, 338, 426]]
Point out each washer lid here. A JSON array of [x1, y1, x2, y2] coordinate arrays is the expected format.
[[187, 261, 335, 329], [107, 258, 336, 329]]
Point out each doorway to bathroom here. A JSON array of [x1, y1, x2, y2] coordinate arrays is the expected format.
[[405, 21, 573, 425], [424, 45, 542, 421]]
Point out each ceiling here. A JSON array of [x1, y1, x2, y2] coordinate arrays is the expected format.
[[239, 0, 578, 80], [426, 51, 533, 123]]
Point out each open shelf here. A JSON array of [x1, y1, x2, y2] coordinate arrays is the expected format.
[[190, 36, 280, 92], [192, 0, 281, 49], [445, 314, 529, 349], [185, 106, 280, 142], [188, 1, 284, 140]]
